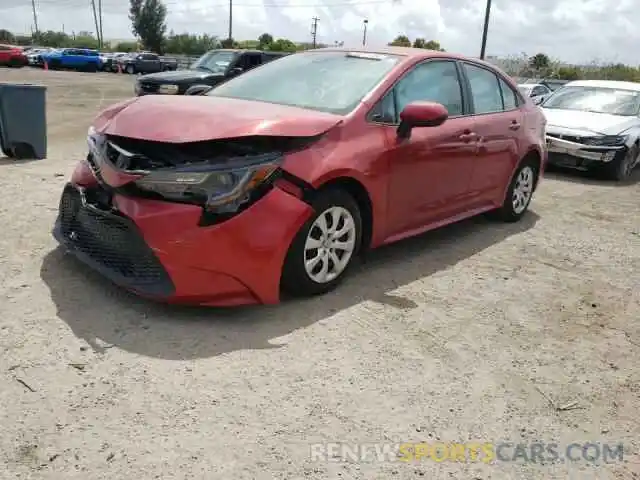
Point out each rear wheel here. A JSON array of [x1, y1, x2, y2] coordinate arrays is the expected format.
[[492, 158, 538, 222], [281, 188, 361, 297], [601, 145, 638, 182]]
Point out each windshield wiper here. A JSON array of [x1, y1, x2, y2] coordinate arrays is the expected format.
[[194, 65, 214, 73]]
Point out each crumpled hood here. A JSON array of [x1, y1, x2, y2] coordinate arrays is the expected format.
[[100, 95, 343, 143], [542, 108, 637, 136], [138, 69, 221, 83]]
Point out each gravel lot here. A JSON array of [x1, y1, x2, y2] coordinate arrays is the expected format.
[[0, 68, 639, 480]]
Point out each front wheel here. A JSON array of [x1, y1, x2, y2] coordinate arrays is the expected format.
[[281, 188, 362, 297], [492, 159, 538, 222], [601, 145, 638, 182]]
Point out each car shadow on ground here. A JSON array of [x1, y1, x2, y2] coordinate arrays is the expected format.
[[545, 164, 640, 186], [40, 211, 540, 360], [0, 155, 42, 165]]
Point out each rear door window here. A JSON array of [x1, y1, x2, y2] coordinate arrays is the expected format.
[[462, 63, 504, 114]]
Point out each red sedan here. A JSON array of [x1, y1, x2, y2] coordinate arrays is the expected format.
[[0, 44, 27, 67], [53, 47, 546, 306]]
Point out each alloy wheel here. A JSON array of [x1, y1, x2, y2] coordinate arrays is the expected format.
[[512, 165, 534, 214], [303, 206, 356, 284]]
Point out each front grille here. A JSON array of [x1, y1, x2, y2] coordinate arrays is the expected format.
[[547, 133, 584, 144], [139, 82, 159, 94], [55, 184, 174, 296]]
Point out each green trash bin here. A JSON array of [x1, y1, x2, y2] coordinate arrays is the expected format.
[[0, 83, 47, 159]]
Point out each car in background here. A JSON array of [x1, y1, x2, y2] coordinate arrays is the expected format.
[[518, 83, 552, 105], [25, 47, 52, 66], [41, 48, 101, 71], [52, 47, 545, 306], [540, 79, 570, 92], [115, 52, 178, 75], [133, 49, 289, 96], [0, 44, 28, 68], [541, 79, 640, 181]]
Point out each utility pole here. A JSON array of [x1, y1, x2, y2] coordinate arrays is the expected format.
[[30, 0, 39, 38], [311, 16, 319, 49], [90, 0, 101, 48], [98, 0, 103, 48], [228, 0, 233, 44], [362, 19, 368, 47], [479, 0, 492, 60]]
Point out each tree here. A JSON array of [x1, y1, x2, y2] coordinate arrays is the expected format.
[[0, 29, 14, 43], [258, 33, 273, 49], [389, 35, 411, 47], [412, 38, 444, 51], [268, 38, 297, 52], [529, 53, 550, 71], [220, 37, 235, 48], [129, 0, 167, 53], [555, 66, 581, 81]]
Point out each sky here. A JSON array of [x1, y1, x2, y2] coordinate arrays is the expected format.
[[1, 0, 638, 64]]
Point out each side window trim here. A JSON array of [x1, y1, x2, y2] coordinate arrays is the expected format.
[[366, 57, 468, 126]]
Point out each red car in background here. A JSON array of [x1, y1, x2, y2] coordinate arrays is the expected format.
[[53, 47, 546, 306], [0, 44, 28, 67]]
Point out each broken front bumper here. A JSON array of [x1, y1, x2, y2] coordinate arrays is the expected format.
[[546, 135, 627, 169]]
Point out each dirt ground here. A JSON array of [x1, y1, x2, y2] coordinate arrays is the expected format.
[[0, 68, 638, 480]]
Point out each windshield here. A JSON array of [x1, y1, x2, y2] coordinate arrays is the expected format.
[[191, 50, 238, 73], [542, 86, 640, 116], [207, 51, 401, 115], [518, 85, 534, 95]]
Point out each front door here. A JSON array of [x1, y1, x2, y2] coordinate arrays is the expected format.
[[381, 59, 477, 235]]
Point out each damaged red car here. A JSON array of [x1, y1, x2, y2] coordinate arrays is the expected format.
[[53, 47, 546, 306]]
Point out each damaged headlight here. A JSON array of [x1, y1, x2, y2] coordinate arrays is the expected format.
[[583, 135, 628, 147], [133, 154, 282, 213]]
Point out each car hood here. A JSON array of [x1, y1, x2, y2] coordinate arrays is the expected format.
[[138, 69, 221, 83], [100, 95, 343, 142], [542, 108, 638, 135]]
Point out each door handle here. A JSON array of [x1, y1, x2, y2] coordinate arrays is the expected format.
[[459, 132, 478, 142], [509, 121, 521, 131]]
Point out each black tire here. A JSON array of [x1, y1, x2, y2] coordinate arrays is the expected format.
[[10, 143, 34, 160], [86, 62, 98, 73], [281, 188, 362, 297], [601, 144, 638, 182], [49, 59, 61, 70], [492, 157, 538, 222]]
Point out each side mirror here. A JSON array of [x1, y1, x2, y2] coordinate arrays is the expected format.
[[397, 101, 448, 139], [185, 84, 213, 96], [532, 96, 544, 105], [230, 67, 244, 75]]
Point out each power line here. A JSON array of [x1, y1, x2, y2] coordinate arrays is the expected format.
[[23, 0, 390, 8], [310, 16, 319, 49]]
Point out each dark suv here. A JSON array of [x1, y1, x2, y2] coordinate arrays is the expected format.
[[133, 49, 290, 96]]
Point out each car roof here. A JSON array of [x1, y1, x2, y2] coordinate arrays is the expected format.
[[307, 46, 499, 68], [564, 80, 640, 91]]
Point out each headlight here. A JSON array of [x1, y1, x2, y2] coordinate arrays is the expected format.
[[583, 135, 628, 146], [134, 155, 282, 213], [157, 84, 179, 94]]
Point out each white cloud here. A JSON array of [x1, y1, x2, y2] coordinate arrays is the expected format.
[[1, 0, 639, 64]]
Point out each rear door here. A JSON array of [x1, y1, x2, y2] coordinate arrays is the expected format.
[[143, 53, 161, 72], [460, 62, 524, 205]]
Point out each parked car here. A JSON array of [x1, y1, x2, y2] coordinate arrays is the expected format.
[[116, 52, 177, 75], [518, 83, 552, 105], [52, 47, 546, 306], [540, 79, 570, 92], [0, 44, 28, 67], [25, 47, 52, 66], [41, 48, 101, 71], [133, 49, 290, 96], [541, 80, 640, 181]]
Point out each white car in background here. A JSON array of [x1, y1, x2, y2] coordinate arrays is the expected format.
[[26, 47, 52, 65], [541, 80, 640, 181], [518, 83, 552, 105]]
